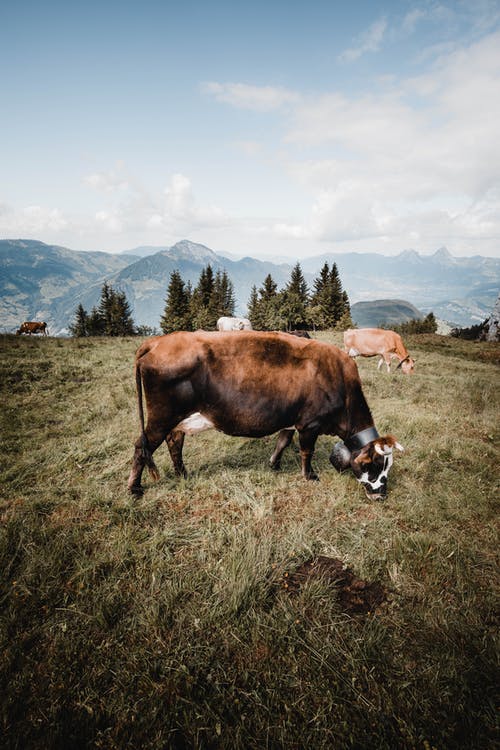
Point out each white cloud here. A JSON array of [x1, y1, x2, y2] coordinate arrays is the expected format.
[[0, 203, 68, 234], [83, 171, 228, 239], [202, 81, 300, 111], [277, 30, 500, 250], [164, 173, 195, 220], [3, 24, 499, 258], [84, 165, 130, 193], [401, 8, 426, 35], [95, 210, 123, 233], [338, 18, 387, 62]]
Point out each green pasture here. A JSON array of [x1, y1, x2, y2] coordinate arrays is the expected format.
[[0, 333, 498, 749]]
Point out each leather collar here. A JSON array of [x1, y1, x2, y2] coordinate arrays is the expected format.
[[345, 426, 379, 452]]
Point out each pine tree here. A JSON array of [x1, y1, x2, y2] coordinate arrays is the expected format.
[[310, 262, 332, 328], [190, 264, 216, 329], [282, 263, 309, 330], [338, 290, 353, 329], [280, 290, 308, 330], [260, 275, 284, 330], [328, 263, 344, 324], [71, 283, 135, 337], [160, 270, 192, 333], [425, 312, 437, 333], [211, 269, 235, 318], [197, 264, 215, 307], [287, 263, 309, 302], [311, 263, 330, 304], [247, 275, 283, 330], [98, 282, 114, 335], [87, 306, 105, 336], [111, 291, 135, 335], [69, 304, 89, 337], [260, 274, 278, 301], [247, 285, 260, 329], [308, 262, 351, 329]]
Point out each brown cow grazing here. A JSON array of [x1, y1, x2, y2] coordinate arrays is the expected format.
[[344, 328, 415, 374], [16, 321, 48, 336], [128, 331, 403, 500]]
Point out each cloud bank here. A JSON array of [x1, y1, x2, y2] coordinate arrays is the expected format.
[[1, 15, 499, 257]]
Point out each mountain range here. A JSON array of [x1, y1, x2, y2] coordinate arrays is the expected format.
[[0, 238, 498, 334]]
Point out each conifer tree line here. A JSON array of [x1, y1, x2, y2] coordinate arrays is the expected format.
[[248, 262, 351, 331], [70, 261, 352, 336], [161, 261, 352, 333], [70, 282, 136, 336], [160, 266, 235, 333]]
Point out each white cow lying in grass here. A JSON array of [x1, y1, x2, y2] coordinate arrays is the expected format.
[[216, 316, 252, 331]]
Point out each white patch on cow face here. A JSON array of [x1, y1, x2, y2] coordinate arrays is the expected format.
[[176, 412, 214, 435], [357, 452, 393, 495]]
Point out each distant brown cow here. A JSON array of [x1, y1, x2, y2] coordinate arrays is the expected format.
[[128, 331, 403, 500], [16, 321, 48, 336], [344, 328, 415, 374]]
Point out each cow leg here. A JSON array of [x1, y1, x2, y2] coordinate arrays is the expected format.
[[127, 420, 168, 495], [297, 428, 320, 481], [270, 429, 295, 471], [378, 355, 390, 373], [165, 429, 187, 478]]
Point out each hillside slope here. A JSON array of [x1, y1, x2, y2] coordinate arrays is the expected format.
[[0, 239, 136, 332], [0, 238, 498, 333], [351, 299, 423, 327]]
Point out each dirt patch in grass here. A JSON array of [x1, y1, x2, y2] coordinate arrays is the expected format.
[[282, 555, 388, 614]]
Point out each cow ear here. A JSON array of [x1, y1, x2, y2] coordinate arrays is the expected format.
[[377, 435, 404, 453], [329, 442, 352, 472]]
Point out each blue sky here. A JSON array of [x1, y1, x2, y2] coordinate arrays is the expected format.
[[1, 0, 500, 258]]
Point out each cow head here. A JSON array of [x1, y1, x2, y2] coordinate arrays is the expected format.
[[330, 432, 404, 500], [397, 356, 415, 374]]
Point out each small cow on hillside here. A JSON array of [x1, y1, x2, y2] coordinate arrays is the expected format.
[[128, 331, 403, 500], [16, 321, 49, 336], [344, 328, 415, 374], [216, 316, 252, 331]]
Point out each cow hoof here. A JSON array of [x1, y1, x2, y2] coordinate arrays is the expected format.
[[129, 484, 144, 497], [270, 462, 281, 472], [306, 472, 319, 481]]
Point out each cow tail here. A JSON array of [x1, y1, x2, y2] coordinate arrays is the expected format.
[[135, 364, 160, 481]]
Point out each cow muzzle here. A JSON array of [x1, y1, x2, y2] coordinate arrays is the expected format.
[[360, 478, 388, 501]]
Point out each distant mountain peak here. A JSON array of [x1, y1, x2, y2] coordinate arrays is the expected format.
[[397, 249, 423, 263], [122, 239, 220, 261], [433, 246, 451, 257], [431, 246, 454, 262], [165, 239, 219, 263]]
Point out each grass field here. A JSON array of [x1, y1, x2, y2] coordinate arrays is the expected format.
[[1, 332, 498, 749]]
